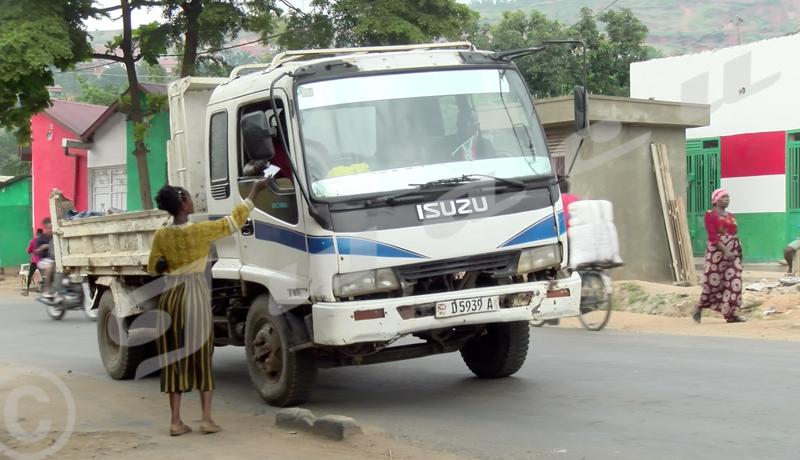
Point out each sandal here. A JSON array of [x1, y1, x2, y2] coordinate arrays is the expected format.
[[170, 423, 192, 436], [726, 316, 747, 323], [200, 423, 222, 434]]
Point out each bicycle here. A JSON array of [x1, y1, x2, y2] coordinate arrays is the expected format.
[[531, 262, 616, 331]]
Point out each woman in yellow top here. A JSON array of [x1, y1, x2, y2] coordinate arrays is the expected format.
[[148, 178, 269, 436]]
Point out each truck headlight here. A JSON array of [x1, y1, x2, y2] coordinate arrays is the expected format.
[[517, 244, 562, 275], [333, 268, 400, 298]]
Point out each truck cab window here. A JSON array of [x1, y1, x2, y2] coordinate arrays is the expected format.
[[238, 99, 299, 225], [209, 110, 230, 200]]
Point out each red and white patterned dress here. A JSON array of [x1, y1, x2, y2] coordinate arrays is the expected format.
[[697, 210, 743, 320]]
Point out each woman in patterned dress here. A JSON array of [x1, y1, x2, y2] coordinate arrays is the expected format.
[[692, 189, 746, 324], [148, 178, 269, 436]]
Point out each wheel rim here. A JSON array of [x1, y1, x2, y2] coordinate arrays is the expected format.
[[103, 312, 121, 361], [252, 320, 283, 384], [46, 305, 62, 317], [579, 273, 612, 331]]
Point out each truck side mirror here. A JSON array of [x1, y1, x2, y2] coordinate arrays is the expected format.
[[241, 111, 277, 161], [574, 85, 589, 138]]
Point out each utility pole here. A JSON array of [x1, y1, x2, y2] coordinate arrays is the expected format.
[[735, 15, 744, 45]]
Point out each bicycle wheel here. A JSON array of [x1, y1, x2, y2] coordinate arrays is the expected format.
[[578, 271, 613, 331]]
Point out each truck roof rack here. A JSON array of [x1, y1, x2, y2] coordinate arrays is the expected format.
[[229, 42, 475, 78]]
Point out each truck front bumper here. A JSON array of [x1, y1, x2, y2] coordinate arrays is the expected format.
[[311, 272, 582, 346]]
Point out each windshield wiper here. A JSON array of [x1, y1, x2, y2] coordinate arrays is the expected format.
[[464, 174, 526, 189], [364, 174, 524, 207], [364, 176, 479, 206]]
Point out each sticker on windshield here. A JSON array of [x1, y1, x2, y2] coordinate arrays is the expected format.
[[300, 87, 314, 97]]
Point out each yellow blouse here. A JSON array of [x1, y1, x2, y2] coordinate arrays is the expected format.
[[147, 199, 254, 275]]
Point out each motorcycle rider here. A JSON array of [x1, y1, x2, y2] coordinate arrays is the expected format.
[[34, 218, 56, 299]]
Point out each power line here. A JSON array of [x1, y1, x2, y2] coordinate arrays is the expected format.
[[595, 0, 622, 15], [678, 19, 735, 53]]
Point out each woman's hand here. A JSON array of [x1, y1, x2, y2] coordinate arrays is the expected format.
[[247, 177, 271, 201], [723, 250, 735, 261]]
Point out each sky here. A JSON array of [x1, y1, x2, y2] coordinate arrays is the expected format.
[[83, 0, 166, 31]]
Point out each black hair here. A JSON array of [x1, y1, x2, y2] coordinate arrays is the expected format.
[[154, 184, 187, 217], [42, 217, 51, 225], [559, 180, 570, 194], [36, 228, 43, 235]]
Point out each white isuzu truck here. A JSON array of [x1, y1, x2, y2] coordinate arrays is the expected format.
[[49, 42, 588, 406]]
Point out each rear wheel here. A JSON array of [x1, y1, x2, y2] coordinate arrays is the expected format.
[[461, 321, 529, 378], [97, 290, 150, 380], [245, 295, 317, 407], [578, 271, 613, 331]]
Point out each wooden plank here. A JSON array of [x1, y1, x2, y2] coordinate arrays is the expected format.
[[656, 143, 697, 285], [651, 143, 683, 283], [676, 198, 698, 285]]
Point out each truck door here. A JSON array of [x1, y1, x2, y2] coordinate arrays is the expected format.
[[235, 92, 311, 307], [206, 108, 244, 275]]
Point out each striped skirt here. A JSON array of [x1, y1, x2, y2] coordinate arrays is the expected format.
[[156, 273, 214, 393]]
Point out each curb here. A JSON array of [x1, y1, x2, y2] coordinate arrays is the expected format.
[[275, 408, 363, 441]]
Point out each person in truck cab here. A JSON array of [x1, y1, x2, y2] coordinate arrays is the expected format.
[[432, 109, 495, 162]]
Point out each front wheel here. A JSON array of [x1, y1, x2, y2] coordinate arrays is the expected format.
[[578, 271, 613, 331], [45, 304, 66, 320], [461, 321, 529, 378], [245, 295, 317, 407]]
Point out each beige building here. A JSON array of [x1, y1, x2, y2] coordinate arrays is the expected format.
[[535, 95, 710, 283]]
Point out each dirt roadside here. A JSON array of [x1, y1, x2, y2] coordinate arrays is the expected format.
[[0, 363, 469, 460]]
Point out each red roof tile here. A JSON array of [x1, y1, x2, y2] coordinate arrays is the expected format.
[[44, 100, 106, 137]]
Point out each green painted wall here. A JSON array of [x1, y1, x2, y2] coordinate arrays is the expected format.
[[126, 109, 169, 211], [0, 177, 33, 268], [729, 212, 797, 264]]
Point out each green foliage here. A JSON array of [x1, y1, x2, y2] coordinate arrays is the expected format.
[[74, 75, 119, 106], [0, 0, 96, 144], [468, 7, 651, 97], [189, 49, 258, 77], [0, 129, 30, 175], [277, 0, 480, 50], [117, 92, 168, 144], [161, 0, 279, 76]]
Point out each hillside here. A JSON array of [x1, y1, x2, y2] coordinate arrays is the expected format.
[[468, 0, 800, 53]]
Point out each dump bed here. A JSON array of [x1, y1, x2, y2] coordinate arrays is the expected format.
[[49, 189, 168, 276]]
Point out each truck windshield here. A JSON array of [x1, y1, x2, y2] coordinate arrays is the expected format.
[[296, 68, 552, 199]]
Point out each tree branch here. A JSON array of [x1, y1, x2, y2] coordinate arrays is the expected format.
[[94, 1, 163, 14], [91, 53, 126, 62]]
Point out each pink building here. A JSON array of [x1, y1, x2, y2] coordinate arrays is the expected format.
[[30, 101, 106, 231]]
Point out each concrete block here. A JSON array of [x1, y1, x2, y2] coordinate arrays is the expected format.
[[275, 408, 316, 431], [311, 415, 363, 441]]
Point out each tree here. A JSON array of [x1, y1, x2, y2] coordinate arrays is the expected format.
[[74, 75, 119, 106], [277, 0, 480, 50], [0, 129, 30, 176], [159, 0, 279, 77], [0, 0, 96, 144], [469, 7, 651, 97]]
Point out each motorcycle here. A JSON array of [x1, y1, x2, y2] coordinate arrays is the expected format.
[[35, 273, 98, 322]]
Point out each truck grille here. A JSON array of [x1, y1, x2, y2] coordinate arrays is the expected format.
[[396, 251, 518, 281]]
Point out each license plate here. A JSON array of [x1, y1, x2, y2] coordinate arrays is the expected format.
[[435, 296, 500, 318]]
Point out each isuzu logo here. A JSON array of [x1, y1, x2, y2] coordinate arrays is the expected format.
[[415, 197, 489, 220]]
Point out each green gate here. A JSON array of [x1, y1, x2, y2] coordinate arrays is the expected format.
[[686, 138, 721, 256], [786, 131, 800, 243]]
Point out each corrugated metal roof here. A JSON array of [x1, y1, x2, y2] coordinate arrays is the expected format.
[[80, 83, 169, 141], [44, 100, 106, 137]]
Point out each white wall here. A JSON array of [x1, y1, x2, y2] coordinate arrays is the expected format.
[[630, 34, 800, 139], [87, 112, 127, 169]]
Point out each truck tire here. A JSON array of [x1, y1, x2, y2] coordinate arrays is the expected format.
[[97, 290, 149, 380], [460, 321, 529, 378], [245, 294, 316, 407]]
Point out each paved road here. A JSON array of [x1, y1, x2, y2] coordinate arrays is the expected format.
[[1, 297, 798, 460]]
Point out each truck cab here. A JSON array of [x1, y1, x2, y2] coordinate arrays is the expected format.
[[55, 42, 586, 407]]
